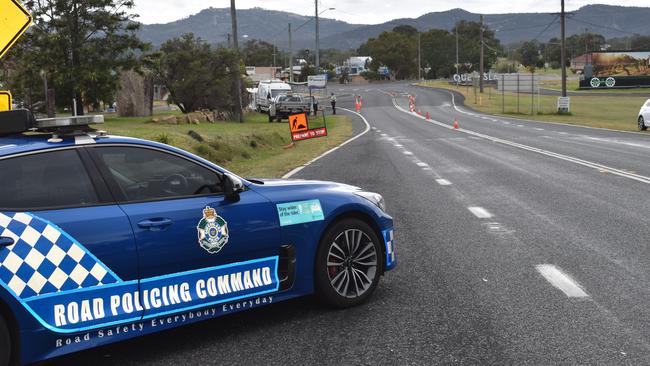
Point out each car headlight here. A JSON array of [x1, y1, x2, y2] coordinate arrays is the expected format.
[[355, 191, 386, 212]]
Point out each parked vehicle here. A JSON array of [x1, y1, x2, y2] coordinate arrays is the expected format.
[[269, 94, 311, 122], [638, 98, 650, 131], [256, 80, 292, 114], [0, 109, 396, 365]]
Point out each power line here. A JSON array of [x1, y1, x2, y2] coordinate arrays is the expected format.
[[568, 17, 638, 36], [531, 15, 560, 42]]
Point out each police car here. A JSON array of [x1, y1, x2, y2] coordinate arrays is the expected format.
[[0, 110, 395, 365]]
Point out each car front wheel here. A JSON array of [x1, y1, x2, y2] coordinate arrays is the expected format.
[[315, 218, 382, 308], [639, 116, 647, 131]]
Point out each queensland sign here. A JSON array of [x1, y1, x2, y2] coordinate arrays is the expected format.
[[0, 0, 32, 59]]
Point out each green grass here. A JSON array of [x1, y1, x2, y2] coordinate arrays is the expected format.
[[421, 80, 647, 131], [102, 112, 353, 178]]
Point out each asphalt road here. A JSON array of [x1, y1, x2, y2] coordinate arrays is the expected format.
[[51, 82, 650, 365]]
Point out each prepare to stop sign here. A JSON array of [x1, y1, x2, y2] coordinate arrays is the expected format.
[[289, 113, 328, 142]]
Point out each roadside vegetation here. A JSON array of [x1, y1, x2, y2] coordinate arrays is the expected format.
[[103, 111, 353, 178], [421, 80, 648, 131]]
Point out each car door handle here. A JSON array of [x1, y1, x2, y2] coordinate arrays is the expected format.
[[0, 236, 14, 248], [137, 218, 173, 231]]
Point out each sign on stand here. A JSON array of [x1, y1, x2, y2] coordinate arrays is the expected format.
[[289, 113, 328, 142], [557, 97, 570, 113]]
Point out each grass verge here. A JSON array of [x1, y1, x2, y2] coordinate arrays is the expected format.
[[420, 80, 647, 131], [103, 111, 353, 178]]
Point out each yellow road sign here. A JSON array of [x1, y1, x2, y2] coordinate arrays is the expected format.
[[0, 91, 12, 111], [0, 0, 32, 59]]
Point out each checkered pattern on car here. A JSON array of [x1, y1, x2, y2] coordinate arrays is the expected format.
[[0, 212, 120, 299]]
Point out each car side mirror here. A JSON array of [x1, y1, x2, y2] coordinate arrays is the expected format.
[[222, 174, 243, 202]]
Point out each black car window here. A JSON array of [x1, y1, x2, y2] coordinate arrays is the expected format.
[[0, 149, 99, 210], [94, 147, 223, 202]]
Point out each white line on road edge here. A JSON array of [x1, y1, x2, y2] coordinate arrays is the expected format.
[[536, 264, 589, 298], [282, 107, 371, 179], [439, 88, 649, 136], [468, 207, 493, 219], [391, 97, 650, 185], [436, 179, 452, 186]]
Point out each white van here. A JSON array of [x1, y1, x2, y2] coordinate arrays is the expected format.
[[257, 80, 292, 113]]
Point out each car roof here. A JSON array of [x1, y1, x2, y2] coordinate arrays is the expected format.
[[0, 133, 175, 157], [0, 133, 247, 183]]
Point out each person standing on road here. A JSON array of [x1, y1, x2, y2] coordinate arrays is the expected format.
[[313, 96, 319, 117], [330, 93, 337, 115]]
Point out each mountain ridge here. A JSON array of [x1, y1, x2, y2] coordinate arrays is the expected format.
[[138, 5, 650, 50]]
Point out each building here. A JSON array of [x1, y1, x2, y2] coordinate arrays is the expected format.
[[246, 66, 281, 83], [346, 57, 372, 76]]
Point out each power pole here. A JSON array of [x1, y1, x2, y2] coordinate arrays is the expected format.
[[455, 26, 459, 79], [289, 23, 294, 83], [230, 0, 244, 122], [560, 0, 566, 97], [315, 0, 320, 69], [418, 31, 421, 80], [478, 15, 485, 93]]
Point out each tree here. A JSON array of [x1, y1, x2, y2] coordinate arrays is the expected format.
[[519, 41, 540, 72], [455, 20, 501, 72], [8, 0, 146, 114], [360, 26, 418, 79], [145, 33, 245, 114], [242, 39, 281, 66], [420, 29, 455, 79]]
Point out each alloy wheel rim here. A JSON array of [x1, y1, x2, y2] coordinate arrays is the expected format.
[[327, 229, 378, 298]]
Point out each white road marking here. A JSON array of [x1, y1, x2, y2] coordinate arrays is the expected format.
[[468, 207, 493, 219], [380, 133, 388, 137], [558, 131, 568, 135], [282, 107, 371, 178], [535, 128, 544, 131], [403, 151, 414, 156], [392, 97, 650, 185], [394, 144, 403, 147], [536, 264, 588, 298], [416, 162, 429, 167], [436, 179, 452, 186]]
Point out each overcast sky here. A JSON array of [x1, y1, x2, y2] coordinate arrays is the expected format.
[[132, 1, 650, 25]]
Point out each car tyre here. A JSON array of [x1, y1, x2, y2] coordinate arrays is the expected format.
[[639, 116, 647, 131], [0, 315, 11, 366], [315, 218, 383, 308]]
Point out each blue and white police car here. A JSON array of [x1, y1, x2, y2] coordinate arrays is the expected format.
[[0, 110, 395, 365]]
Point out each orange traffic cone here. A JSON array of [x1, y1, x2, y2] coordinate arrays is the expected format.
[[453, 119, 459, 129], [426, 112, 430, 120]]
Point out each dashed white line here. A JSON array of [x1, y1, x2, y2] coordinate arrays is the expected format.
[[536, 264, 589, 298], [403, 151, 414, 156], [436, 179, 452, 186], [394, 144, 403, 147], [535, 128, 545, 131], [468, 206, 493, 219], [380, 133, 388, 137], [416, 162, 429, 167]]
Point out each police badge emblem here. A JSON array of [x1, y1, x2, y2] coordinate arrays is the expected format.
[[197, 206, 229, 254]]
